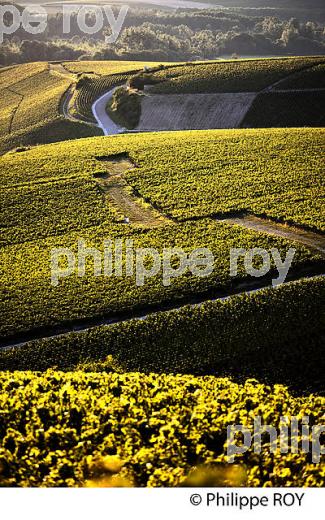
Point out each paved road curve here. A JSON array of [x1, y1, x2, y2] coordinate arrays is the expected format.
[[92, 88, 123, 135]]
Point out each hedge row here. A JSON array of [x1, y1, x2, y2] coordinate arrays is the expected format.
[[1, 276, 324, 391]]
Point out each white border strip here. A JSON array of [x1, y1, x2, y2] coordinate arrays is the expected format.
[[0, 488, 322, 519]]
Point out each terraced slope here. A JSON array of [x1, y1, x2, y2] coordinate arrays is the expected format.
[[136, 92, 256, 131], [134, 57, 325, 130], [0, 63, 48, 136], [0, 60, 172, 151], [1, 61, 325, 491], [3, 57, 322, 151]]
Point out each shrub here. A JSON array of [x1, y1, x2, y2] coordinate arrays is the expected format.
[[108, 87, 142, 129], [127, 72, 162, 91]]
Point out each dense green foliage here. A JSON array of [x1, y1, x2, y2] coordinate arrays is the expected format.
[[2, 128, 323, 232], [0, 88, 324, 490], [0, 176, 122, 246], [62, 57, 325, 129], [1, 6, 325, 67], [2, 216, 318, 339], [0, 60, 165, 150], [150, 57, 325, 94], [0, 63, 71, 149], [1, 57, 324, 152], [0, 371, 324, 487], [0, 63, 46, 89], [242, 91, 325, 128], [0, 63, 46, 137], [123, 128, 325, 231], [0, 117, 101, 156], [9, 71, 70, 134], [0, 62, 101, 153], [108, 87, 142, 129]]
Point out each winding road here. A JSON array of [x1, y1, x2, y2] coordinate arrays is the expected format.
[[88, 59, 325, 135], [92, 88, 124, 135]]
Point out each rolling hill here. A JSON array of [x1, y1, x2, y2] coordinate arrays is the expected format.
[[0, 128, 324, 487], [1, 56, 324, 154], [0, 60, 167, 154], [1, 56, 324, 489], [0, 128, 324, 375]]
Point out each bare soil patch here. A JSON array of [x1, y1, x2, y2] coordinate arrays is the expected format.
[[136, 92, 256, 131], [217, 214, 325, 258]]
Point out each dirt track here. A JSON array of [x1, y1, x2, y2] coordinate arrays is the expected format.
[[217, 214, 325, 258], [94, 155, 170, 227]]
